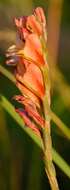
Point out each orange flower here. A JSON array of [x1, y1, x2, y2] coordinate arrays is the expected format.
[[6, 7, 48, 135]]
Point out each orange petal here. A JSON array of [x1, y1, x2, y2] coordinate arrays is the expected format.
[[25, 105, 44, 127], [34, 7, 47, 41], [16, 81, 40, 107], [16, 108, 40, 135], [15, 16, 27, 28], [26, 15, 42, 35], [13, 95, 39, 109], [34, 7, 46, 26], [14, 95, 44, 127], [23, 33, 45, 65], [16, 62, 45, 99], [22, 28, 29, 40]]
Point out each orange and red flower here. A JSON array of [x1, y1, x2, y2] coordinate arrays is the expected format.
[[6, 7, 48, 135]]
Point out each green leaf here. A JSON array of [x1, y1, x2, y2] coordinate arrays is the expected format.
[[52, 149, 70, 178], [0, 65, 15, 83]]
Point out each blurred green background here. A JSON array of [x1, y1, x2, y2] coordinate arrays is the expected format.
[[0, 0, 70, 190]]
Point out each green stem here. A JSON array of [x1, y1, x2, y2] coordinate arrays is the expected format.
[[43, 96, 59, 190], [43, 125, 59, 190], [42, 63, 59, 190]]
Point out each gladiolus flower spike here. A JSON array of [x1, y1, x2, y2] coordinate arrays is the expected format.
[[6, 7, 60, 190], [6, 7, 49, 136]]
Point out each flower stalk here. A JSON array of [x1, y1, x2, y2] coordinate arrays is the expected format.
[[41, 65, 59, 190], [43, 100, 59, 190]]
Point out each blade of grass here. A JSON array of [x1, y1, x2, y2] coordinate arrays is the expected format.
[[51, 65, 70, 109], [52, 149, 70, 178], [0, 65, 15, 83], [0, 95, 70, 178], [50, 111, 70, 140]]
